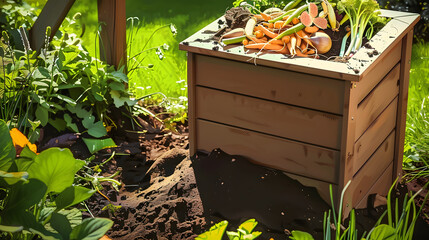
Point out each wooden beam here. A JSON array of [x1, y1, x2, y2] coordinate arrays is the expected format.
[[97, 0, 127, 71], [29, 0, 76, 51], [393, 30, 414, 180]]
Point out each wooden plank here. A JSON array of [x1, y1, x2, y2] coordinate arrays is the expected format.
[[354, 42, 401, 103], [348, 131, 395, 208], [97, 0, 127, 70], [394, 31, 414, 180], [353, 98, 398, 175], [284, 172, 338, 206], [29, 0, 76, 51], [355, 64, 400, 139], [195, 54, 345, 115], [338, 81, 358, 217], [196, 119, 340, 183], [356, 162, 393, 209], [196, 86, 342, 149], [187, 53, 197, 155]]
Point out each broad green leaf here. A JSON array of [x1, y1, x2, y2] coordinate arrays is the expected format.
[[86, 121, 107, 138], [59, 208, 82, 228], [82, 115, 95, 128], [238, 219, 258, 234], [20, 145, 37, 160], [0, 224, 23, 233], [110, 90, 137, 108], [15, 157, 34, 172], [51, 94, 77, 106], [370, 224, 396, 240], [49, 118, 67, 132], [0, 120, 16, 171], [3, 178, 46, 211], [35, 105, 49, 126], [195, 220, 228, 240], [67, 104, 92, 119], [27, 148, 76, 193], [290, 230, 314, 240], [55, 186, 95, 211], [50, 212, 72, 240], [75, 159, 86, 173], [1, 210, 59, 239], [107, 71, 128, 83], [69, 218, 113, 240], [82, 138, 116, 154], [0, 170, 28, 185], [64, 114, 79, 133], [32, 67, 50, 79], [109, 82, 125, 91]]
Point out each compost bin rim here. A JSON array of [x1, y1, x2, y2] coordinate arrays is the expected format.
[[179, 9, 420, 82]]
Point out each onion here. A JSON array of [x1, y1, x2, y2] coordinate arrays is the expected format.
[[309, 32, 332, 54]]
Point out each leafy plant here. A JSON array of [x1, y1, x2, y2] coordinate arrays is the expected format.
[[366, 179, 429, 240], [195, 219, 261, 240], [0, 119, 113, 240], [337, 0, 384, 56], [195, 220, 228, 240]]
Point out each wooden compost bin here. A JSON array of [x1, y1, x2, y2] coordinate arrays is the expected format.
[[179, 10, 420, 216]]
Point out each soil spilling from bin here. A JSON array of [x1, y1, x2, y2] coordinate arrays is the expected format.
[[58, 108, 428, 240]]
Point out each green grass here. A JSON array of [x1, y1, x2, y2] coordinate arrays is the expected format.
[[59, 0, 233, 99], [403, 43, 429, 176]]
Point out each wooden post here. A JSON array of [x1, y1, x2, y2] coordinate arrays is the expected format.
[[393, 30, 414, 181], [97, 0, 127, 71], [29, 0, 76, 51]]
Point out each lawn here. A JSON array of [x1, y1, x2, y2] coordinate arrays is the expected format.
[[61, 0, 233, 99]]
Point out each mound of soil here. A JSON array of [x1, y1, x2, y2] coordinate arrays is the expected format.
[[53, 107, 429, 239]]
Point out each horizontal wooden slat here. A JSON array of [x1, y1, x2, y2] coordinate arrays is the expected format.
[[196, 119, 340, 183], [350, 131, 395, 207], [195, 55, 345, 115], [196, 87, 342, 149], [355, 42, 401, 103], [284, 172, 338, 205], [355, 64, 400, 139], [356, 162, 393, 209], [353, 98, 398, 174]]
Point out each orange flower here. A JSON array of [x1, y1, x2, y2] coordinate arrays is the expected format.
[[9, 128, 38, 154]]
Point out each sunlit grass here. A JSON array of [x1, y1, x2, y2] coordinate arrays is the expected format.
[[403, 42, 429, 177]]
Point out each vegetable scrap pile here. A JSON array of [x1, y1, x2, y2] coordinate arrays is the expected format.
[[219, 0, 385, 60]]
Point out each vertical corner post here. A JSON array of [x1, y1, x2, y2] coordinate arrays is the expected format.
[[97, 0, 127, 71]]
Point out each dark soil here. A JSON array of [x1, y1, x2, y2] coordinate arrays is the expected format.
[[50, 106, 429, 240]]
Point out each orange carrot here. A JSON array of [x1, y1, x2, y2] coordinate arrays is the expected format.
[[274, 21, 285, 29], [305, 26, 319, 34], [268, 22, 274, 28], [292, 17, 300, 25], [307, 49, 315, 55], [263, 22, 270, 27], [300, 42, 307, 53], [282, 35, 291, 44], [242, 39, 249, 45], [260, 12, 272, 21], [259, 25, 279, 39], [270, 39, 285, 45], [295, 48, 310, 57], [248, 36, 267, 43], [245, 43, 285, 51], [254, 14, 264, 21], [255, 30, 264, 39]]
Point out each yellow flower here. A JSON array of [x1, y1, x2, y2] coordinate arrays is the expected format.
[[9, 128, 38, 154]]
